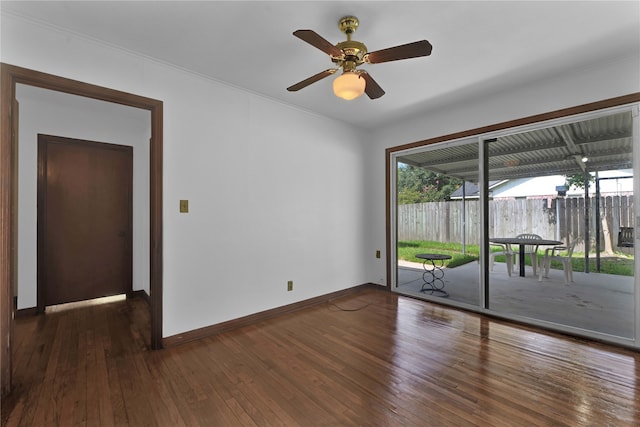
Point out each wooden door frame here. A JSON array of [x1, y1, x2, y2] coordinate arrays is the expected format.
[[1, 63, 164, 396]]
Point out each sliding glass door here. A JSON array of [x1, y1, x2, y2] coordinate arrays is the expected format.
[[392, 138, 481, 308], [390, 104, 638, 346], [485, 109, 636, 339]]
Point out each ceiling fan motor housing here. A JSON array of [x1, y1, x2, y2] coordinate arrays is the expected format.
[[334, 40, 367, 65]]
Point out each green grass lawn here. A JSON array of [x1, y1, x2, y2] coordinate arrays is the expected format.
[[398, 240, 478, 268], [398, 240, 634, 276], [561, 252, 634, 276]]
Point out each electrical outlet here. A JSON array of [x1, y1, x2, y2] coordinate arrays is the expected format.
[[375, 250, 381, 259], [287, 280, 293, 291]]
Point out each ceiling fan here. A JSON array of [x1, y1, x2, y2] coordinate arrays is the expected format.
[[287, 16, 433, 100]]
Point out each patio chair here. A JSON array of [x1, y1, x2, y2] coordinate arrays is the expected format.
[[489, 243, 516, 276], [538, 240, 578, 284], [617, 227, 634, 248], [515, 233, 542, 276]]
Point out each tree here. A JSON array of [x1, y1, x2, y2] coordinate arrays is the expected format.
[[397, 164, 462, 204], [565, 173, 595, 190]]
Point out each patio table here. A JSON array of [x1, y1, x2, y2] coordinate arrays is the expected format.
[[415, 253, 452, 297], [489, 237, 563, 277]]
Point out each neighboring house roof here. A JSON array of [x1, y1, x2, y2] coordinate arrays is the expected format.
[[450, 171, 633, 200], [450, 181, 504, 199]]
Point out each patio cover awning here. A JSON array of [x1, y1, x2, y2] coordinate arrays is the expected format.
[[397, 110, 633, 183]]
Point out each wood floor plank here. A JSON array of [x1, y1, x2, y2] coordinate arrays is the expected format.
[[2, 289, 639, 426]]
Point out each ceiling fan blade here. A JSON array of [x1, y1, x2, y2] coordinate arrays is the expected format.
[[287, 69, 337, 92], [293, 30, 343, 58], [365, 40, 433, 64], [358, 71, 385, 99]]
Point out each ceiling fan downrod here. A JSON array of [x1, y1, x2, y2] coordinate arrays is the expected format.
[[335, 16, 367, 65]]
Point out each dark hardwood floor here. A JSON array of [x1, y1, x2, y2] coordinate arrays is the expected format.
[[2, 288, 639, 426]]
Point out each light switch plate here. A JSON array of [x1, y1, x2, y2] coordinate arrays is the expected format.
[[180, 200, 189, 213]]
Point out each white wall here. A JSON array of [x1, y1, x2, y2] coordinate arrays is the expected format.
[[2, 14, 369, 337], [15, 84, 150, 309], [364, 53, 640, 285]]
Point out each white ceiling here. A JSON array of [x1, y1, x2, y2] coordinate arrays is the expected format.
[[2, 1, 639, 130]]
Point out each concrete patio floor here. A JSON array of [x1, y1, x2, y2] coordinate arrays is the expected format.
[[397, 260, 635, 339]]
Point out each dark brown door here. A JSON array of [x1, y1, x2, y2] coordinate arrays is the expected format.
[[37, 134, 133, 309]]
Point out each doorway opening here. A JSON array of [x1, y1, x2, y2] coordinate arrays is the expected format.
[[0, 63, 163, 395]]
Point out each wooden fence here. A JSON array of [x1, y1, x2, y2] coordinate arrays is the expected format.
[[397, 196, 634, 253]]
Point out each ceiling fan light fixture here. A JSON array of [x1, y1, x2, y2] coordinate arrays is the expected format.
[[333, 71, 365, 100]]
